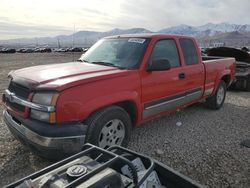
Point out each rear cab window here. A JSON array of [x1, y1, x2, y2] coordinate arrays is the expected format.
[[180, 39, 198, 65], [150, 39, 181, 68]]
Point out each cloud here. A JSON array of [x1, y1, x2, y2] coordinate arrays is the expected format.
[[115, 0, 250, 30], [0, 22, 72, 39], [0, 0, 249, 39]]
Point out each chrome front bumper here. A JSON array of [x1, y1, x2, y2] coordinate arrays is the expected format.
[[3, 110, 86, 158], [4, 89, 55, 112]]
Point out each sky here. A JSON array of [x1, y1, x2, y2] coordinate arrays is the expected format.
[[0, 0, 250, 40]]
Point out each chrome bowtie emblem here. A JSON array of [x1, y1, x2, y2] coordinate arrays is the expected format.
[[6, 91, 15, 102], [9, 93, 14, 102]]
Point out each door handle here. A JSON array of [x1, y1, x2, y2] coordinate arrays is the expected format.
[[178, 73, 186, 80]]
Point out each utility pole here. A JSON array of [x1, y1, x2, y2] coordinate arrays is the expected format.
[[35, 38, 38, 47], [57, 37, 61, 48], [72, 24, 76, 61]]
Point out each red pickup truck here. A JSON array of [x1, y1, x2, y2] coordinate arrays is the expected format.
[[2, 34, 236, 159]]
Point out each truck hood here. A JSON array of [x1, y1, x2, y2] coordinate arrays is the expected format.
[[10, 62, 128, 90], [236, 61, 250, 67]]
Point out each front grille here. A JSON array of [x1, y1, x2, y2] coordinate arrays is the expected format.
[[7, 81, 30, 112], [8, 81, 30, 99], [6, 99, 26, 112]]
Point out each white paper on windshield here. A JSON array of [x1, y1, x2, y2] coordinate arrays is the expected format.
[[128, 38, 146, 44]]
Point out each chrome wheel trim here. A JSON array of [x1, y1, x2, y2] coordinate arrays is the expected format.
[[98, 119, 125, 149], [217, 85, 225, 105]]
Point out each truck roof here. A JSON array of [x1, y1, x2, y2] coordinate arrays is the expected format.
[[105, 33, 195, 40]]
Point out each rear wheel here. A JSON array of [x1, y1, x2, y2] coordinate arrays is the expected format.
[[205, 81, 226, 110], [85, 106, 132, 149], [246, 76, 250, 91]]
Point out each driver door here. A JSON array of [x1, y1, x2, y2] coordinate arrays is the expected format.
[[141, 39, 188, 119]]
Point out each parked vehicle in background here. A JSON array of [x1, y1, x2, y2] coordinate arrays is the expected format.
[[40, 47, 52, 53], [54, 48, 68, 52], [16, 48, 26, 53], [2, 34, 236, 159], [17, 48, 35, 53], [207, 47, 250, 91], [0, 48, 16, 53], [70, 47, 83, 52], [83, 47, 89, 52], [241, 47, 249, 52], [33, 47, 41, 53]]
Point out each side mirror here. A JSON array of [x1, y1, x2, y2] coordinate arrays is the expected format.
[[147, 59, 171, 71]]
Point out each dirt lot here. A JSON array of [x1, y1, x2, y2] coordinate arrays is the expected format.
[[0, 53, 249, 187]]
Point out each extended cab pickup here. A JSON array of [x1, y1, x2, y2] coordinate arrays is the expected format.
[[2, 34, 236, 159]]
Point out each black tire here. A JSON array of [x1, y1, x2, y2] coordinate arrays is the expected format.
[[246, 76, 250, 91], [85, 105, 132, 149], [205, 81, 227, 110]]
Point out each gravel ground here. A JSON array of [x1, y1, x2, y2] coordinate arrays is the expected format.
[[0, 53, 250, 187]]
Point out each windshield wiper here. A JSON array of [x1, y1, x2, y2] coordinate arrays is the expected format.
[[78, 60, 126, 69], [91, 61, 126, 69], [77, 59, 90, 63]]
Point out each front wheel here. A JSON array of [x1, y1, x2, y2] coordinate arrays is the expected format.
[[85, 106, 132, 149], [205, 81, 227, 110]]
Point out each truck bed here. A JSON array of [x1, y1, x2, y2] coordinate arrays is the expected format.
[[201, 56, 236, 97], [202, 56, 234, 62]]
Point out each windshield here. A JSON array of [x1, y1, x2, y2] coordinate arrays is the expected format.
[[79, 38, 149, 69]]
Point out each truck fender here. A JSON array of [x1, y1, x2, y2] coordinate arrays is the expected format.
[[77, 91, 141, 124], [213, 70, 231, 95]]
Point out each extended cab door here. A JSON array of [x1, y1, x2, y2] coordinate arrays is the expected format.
[[141, 39, 192, 119], [178, 38, 205, 100]]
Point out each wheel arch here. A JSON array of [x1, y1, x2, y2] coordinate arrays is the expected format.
[[84, 100, 139, 126], [115, 100, 138, 126], [221, 74, 231, 87]]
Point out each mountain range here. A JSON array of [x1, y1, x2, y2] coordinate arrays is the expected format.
[[1, 23, 250, 47], [159, 23, 250, 36]]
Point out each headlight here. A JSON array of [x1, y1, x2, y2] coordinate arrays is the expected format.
[[30, 110, 50, 122], [32, 93, 56, 105], [30, 92, 58, 123]]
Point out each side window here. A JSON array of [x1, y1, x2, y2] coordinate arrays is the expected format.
[[151, 39, 180, 68], [180, 39, 198, 65]]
